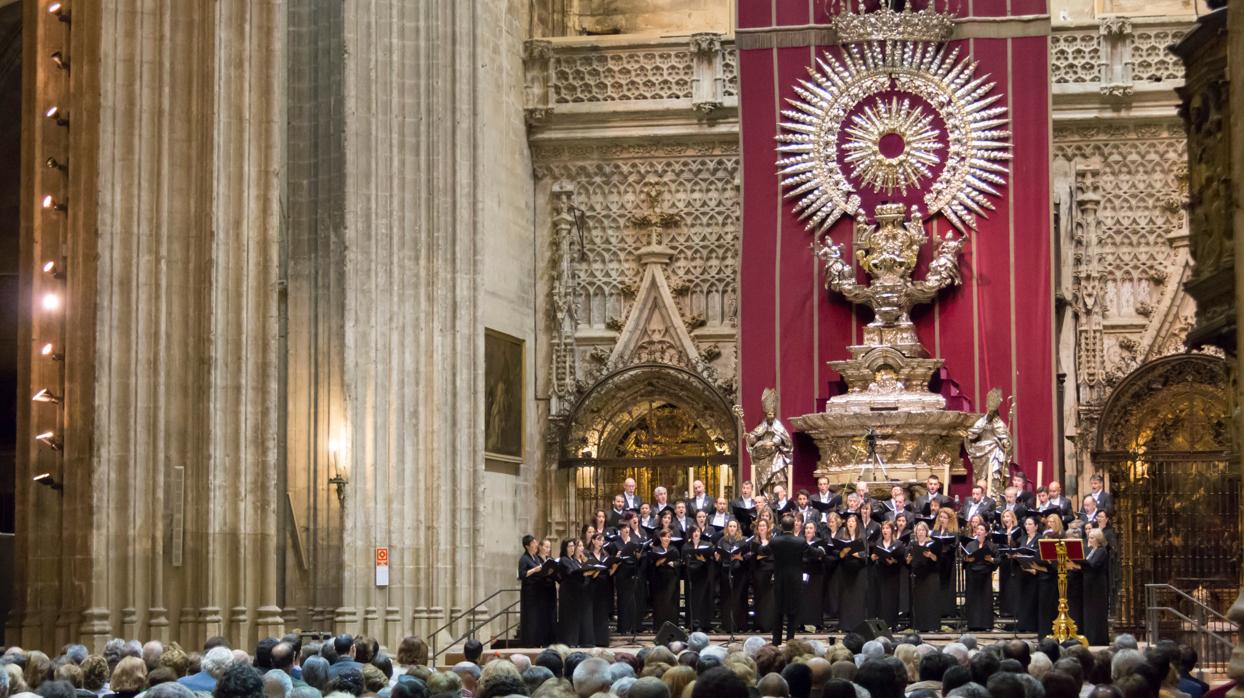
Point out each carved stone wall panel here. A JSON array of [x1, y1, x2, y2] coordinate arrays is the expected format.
[[552, 49, 694, 103], [1131, 28, 1187, 83], [1051, 29, 1101, 84]]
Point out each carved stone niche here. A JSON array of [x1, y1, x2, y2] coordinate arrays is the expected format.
[[1173, 8, 1233, 353]]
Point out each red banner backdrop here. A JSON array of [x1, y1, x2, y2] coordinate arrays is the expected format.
[[737, 0, 1053, 497]]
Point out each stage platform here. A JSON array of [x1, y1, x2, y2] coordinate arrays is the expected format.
[[444, 631, 1043, 666]]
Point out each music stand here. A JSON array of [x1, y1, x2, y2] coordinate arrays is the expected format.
[[1038, 538, 1087, 645]]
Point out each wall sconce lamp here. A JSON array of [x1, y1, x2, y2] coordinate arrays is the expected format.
[[46, 156, 67, 172], [40, 343, 64, 361], [50, 51, 68, 71], [32, 388, 62, 404], [41, 292, 62, 311], [327, 439, 348, 503], [36, 431, 62, 451], [48, 3, 69, 23], [33, 473, 63, 491], [43, 260, 65, 279], [42, 194, 67, 212], [45, 106, 69, 127]]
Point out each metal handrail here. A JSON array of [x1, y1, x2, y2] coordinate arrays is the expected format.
[[1145, 583, 1235, 625], [428, 588, 520, 663], [431, 597, 523, 664], [1146, 606, 1236, 650]]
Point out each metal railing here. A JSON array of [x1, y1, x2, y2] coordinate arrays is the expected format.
[[429, 588, 521, 664], [1145, 583, 1238, 676]]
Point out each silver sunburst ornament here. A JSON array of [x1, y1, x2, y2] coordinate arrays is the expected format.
[[842, 95, 943, 196], [776, 39, 1012, 233]]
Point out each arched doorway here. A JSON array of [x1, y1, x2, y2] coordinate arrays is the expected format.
[[1093, 354, 1237, 631], [557, 363, 738, 526]]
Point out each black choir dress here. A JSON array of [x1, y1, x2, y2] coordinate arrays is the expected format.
[[908, 540, 942, 632], [647, 544, 682, 630], [836, 537, 869, 631], [1081, 545, 1111, 645], [586, 552, 613, 646], [717, 537, 748, 633], [872, 540, 906, 629], [749, 537, 775, 632], [1014, 534, 1041, 633], [518, 553, 552, 647], [799, 539, 827, 629], [962, 539, 998, 631], [557, 557, 593, 645], [683, 540, 716, 631], [997, 527, 1021, 617], [1036, 550, 1059, 636], [1067, 556, 1085, 634], [610, 539, 642, 634], [823, 527, 842, 628], [932, 530, 958, 618]]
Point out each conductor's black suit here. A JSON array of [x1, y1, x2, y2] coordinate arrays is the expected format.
[[768, 530, 809, 646]]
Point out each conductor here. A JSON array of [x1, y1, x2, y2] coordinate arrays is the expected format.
[[769, 514, 809, 646]]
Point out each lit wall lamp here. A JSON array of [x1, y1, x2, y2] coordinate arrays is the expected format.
[[50, 51, 68, 71], [45, 106, 68, 127], [41, 292, 62, 311], [46, 156, 67, 172], [32, 388, 63, 404], [48, 2, 69, 23], [43, 260, 65, 279], [33, 473, 63, 491], [40, 343, 64, 361], [327, 439, 348, 503], [36, 431, 62, 451], [42, 194, 67, 213]]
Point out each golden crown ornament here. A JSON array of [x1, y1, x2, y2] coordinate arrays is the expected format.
[[831, 2, 956, 44]]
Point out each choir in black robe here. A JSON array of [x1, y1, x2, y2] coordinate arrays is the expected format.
[[647, 544, 682, 629], [836, 537, 869, 631], [932, 530, 958, 618], [996, 527, 1022, 617], [871, 540, 906, 629], [822, 527, 842, 628], [1067, 557, 1085, 635], [908, 540, 941, 632], [683, 539, 716, 631], [799, 539, 827, 629], [1081, 545, 1111, 645], [519, 552, 554, 646], [1036, 552, 1059, 636], [962, 539, 998, 631], [749, 537, 775, 632], [557, 557, 593, 645], [1013, 534, 1042, 633], [716, 537, 748, 633], [610, 538, 642, 634], [586, 552, 613, 646]]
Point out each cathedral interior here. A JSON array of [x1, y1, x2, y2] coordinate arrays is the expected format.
[[0, 0, 1243, 670]]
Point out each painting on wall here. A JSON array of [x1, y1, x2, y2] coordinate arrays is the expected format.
[[485, 329, 524, 461]]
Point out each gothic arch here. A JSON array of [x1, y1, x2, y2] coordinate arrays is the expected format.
[[558, 363, 737, 463], [1092, 353, 1237, 632]]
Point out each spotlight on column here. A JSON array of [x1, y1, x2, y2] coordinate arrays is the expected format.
[[47, 2, 69, 22], [41, 292, 61, 311], [33, 473, 63, 491], [45, 156, 67, 172], [45, 106, 68, 127], [40, 343, 64, 361], [50, 51, 68, 71], [35, 431, 62, 451], [32, 388, 63, 404], [42, 260, 65, 279], [42, 194, 66, 212]]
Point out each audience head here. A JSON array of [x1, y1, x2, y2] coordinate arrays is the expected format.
[[629, 676, 671, 698], [855, 659, 903, 698], [941, 665, 971, 695], [756, 672, 789, 698], [110, 656, 148, 694], [535, 651, 564, 679], [572, 658, 611, 698], [1027, 651, 1053, 680], [780, 663, 811, 698], [262, 669, 293, 698], [214, 663, 265, 698], [326, 667, 365, 697], [522, 666, 555, 694]]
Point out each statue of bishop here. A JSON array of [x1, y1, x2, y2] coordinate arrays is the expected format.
[[734, 388, 793, 495], [964, 388, 1013, 496]]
